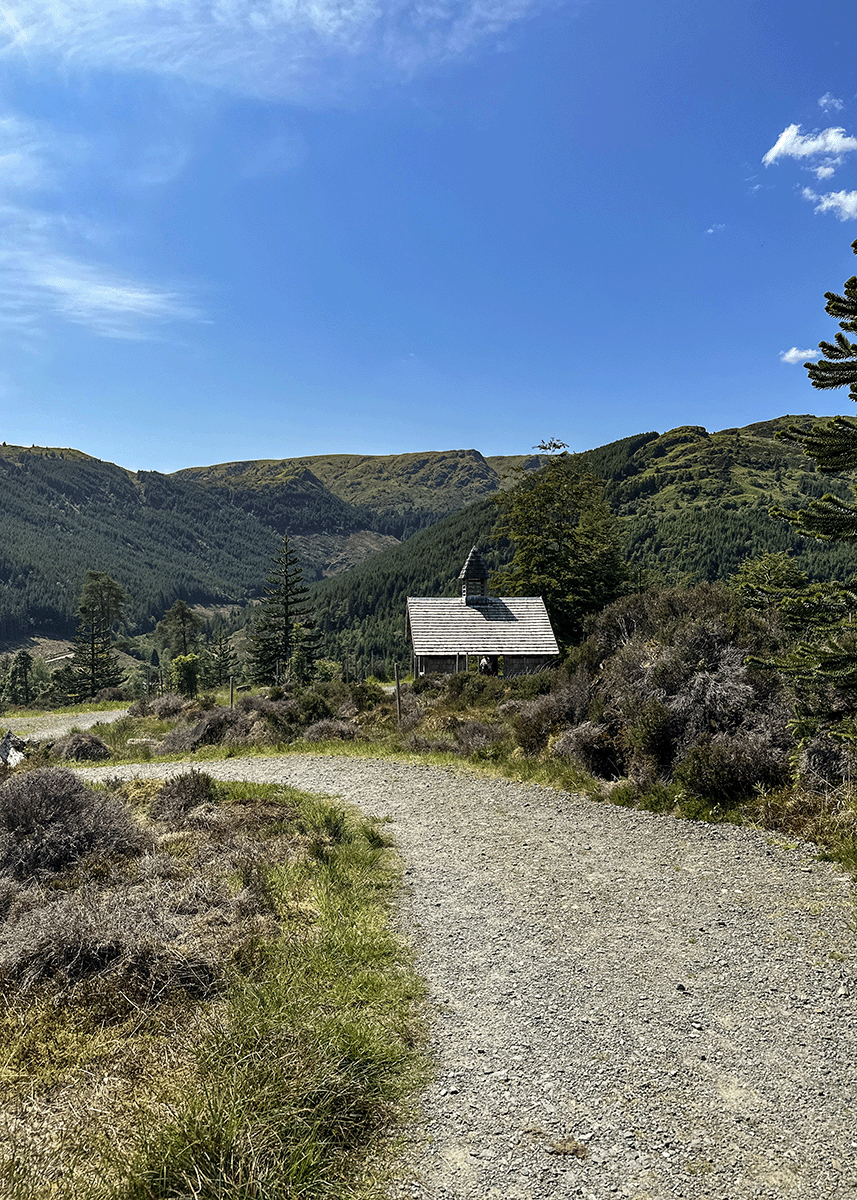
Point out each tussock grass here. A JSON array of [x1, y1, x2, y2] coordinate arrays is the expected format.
[[0, 776, 426, 1200]]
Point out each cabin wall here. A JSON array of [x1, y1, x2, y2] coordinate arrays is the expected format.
[[503, 655, 555, 677]]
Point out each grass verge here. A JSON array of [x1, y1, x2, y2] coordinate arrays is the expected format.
[[0, 779, 427, 1200]]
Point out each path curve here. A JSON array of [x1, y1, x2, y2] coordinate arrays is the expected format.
[[4, 708, 129, 742], [75, 754, 857, 1200]]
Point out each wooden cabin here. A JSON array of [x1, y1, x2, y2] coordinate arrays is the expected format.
[[406, 547, 559, 677]]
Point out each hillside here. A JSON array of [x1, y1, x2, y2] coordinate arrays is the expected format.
[[0, 446, 280, 641], [173, 448, 532, 540], [0, 444, 527, 643], [4, 417, 857, 659], [311, 415, 857, 670]]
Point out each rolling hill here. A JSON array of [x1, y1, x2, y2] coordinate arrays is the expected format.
[[3, 417, 857, 666]]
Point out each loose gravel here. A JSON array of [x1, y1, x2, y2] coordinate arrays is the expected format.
[[3, 708, 129, 743], [75, 753, 857, 1200]]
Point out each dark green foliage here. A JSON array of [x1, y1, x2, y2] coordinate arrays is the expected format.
[[492, 444, 627, 644], [0, 448, 281, 641], [250, 537, 320, 685], [156, 600, 204, 657], [203, 631, 239, 688], [71, 572, 127, 700], [0, 769, 147, 880]]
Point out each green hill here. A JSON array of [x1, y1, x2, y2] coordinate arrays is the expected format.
[[174, 448, 527, 539], [0, 446, 281, 641], [4, 418, 857, 663], [311, 416, 857, 671]]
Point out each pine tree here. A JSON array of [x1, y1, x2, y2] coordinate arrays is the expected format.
[[492, 441, 627, 644], [775, 238, 857, 539], [71, 572, 127, 699], [250, 537, 320, 684], [761, 239, 857, 693], [155, 599, 204, 657], [204, 630, 239, 687]]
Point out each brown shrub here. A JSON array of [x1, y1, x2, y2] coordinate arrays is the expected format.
[[0, 769, 148, 880], [304, 719, 360, 742], [150, 771, 220, 825], [52, 732, 111, 762], [553, 722, 623, 778]]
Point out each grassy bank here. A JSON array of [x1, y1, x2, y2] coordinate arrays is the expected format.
[[0, 774, 426, 1200]]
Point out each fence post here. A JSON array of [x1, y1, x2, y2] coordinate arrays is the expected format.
[[394, 663, 402, 727]]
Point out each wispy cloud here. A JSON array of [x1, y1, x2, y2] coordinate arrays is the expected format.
[[0, 112, 199, 339], [762, 123, 857, 177], [706, 223, 724, 234], [819, 92, 844, 113], [0, 0, 548, 99], [802, 187, 857, 221], [780, 346, 821, 364]]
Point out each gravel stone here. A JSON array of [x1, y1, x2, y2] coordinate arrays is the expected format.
[[75, 754, 857, 1200]]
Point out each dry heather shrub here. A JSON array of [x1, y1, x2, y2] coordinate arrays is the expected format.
[[795, 732, 857, 789], [403, 732, 457, 754], [453, 720, 506, 755], [304, 719, 360, 742], [222, 712, 274, 747], [159, 708, 244, 753], [0, 882, 225, 1009], [553, 721, 622, 778], [674, 731, 787, 805], [0, 769, 148, 880], [52, 732, 111, 762], [150, 771, 219, 825], [149, 692, 187, 719]]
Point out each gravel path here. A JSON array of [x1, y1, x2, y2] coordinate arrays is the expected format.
[[75, 754, 857, 1200], [3, 708, 129, 742]]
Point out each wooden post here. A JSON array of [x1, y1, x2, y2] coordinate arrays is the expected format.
[[394, 663, 402, 727], [229, 675, 234, 709]]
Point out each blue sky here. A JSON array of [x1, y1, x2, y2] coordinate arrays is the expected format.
[[0, 0, 856, 472]]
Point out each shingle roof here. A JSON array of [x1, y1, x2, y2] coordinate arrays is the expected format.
[[407, 596, 559, 656], [458, 546, 489, 582]]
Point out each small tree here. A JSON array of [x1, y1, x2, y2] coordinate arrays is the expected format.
[[170, 653, 200, 698], [203, 630, 239, 688], [155, 600, 204, 657], [776, 238, 857, 539], [71, 572, 127, 700], [492, 441, 627, 645], [250, 537, 320, 685], [765, 239, 857, 694]]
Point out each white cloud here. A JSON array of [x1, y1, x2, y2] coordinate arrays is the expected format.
[[0, 112, 200, 339], [706, 223, 724, 234], [780, 346, 821, 364], [814, 164, 835, 180], [0, 0, 548, 98], [802, 186, 857, 221], [819, 92, 844, 112], [762, 123, 857, 167]]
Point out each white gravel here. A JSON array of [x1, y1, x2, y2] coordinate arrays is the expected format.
[[74, 753, 857, 1200]]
